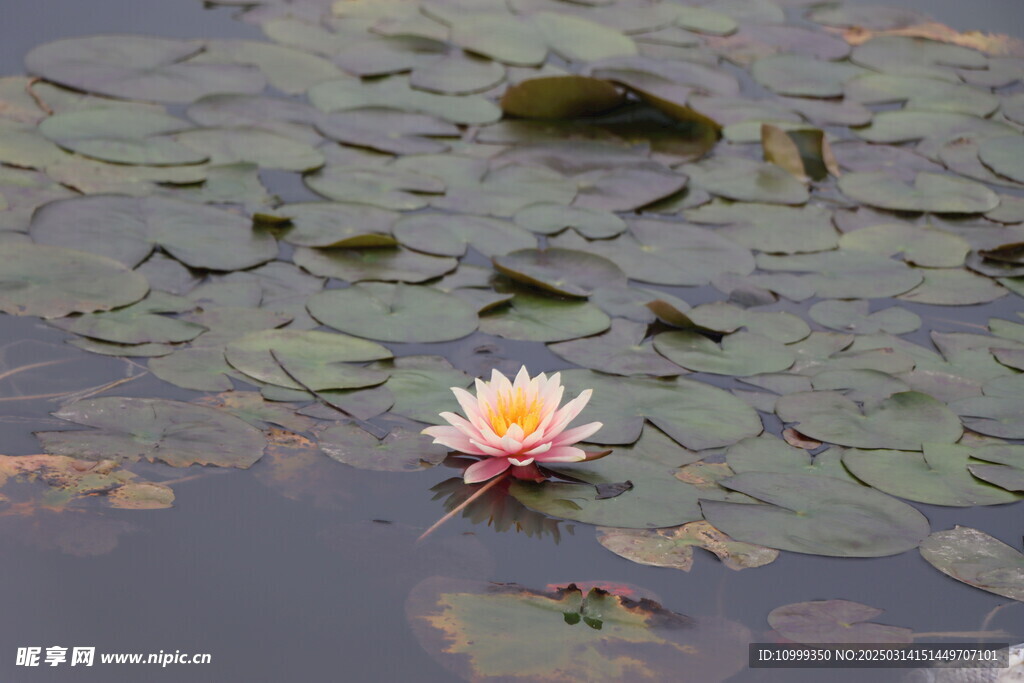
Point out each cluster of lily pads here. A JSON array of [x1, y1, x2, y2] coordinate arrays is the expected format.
[[0, 0, 1022, 621]]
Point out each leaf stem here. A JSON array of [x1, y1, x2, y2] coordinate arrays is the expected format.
[[417, 473, 507, 544]]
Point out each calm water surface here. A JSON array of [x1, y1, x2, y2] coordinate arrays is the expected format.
[[1, 0, 1022, 681]]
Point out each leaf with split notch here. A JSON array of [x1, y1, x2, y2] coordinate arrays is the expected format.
[[392, 214, 535, 257], [307, 283, 478, 343], [685, 200, 838, 255], [492, 248, 626, 298], [514, 204, 626, 239], [292, 245, 456, 283], [308, 76, 501, 125], [681, 156, 808, 205], [948, 396, 1024, 439], [839, 223, 969, 267], [548, 319, 685, 377], [560, 369, 762, 450], [768, 600, 912, 644], [532, 11, 637, 63], [776, 390, 962, 451], [752, 53, 867, 97], [838, 171, 999, 213], [597, 521, 778, 572], [37, 397, 266, 468], [898, 269, 1008, 306], [967, 444, 1024, 493], [316, 107, 459, 155], [448, 14, 547, 66], [319, 423, 448, 472], [305, 163, 444, 210], [756, 251, 923, 299], [410, 52, 506, 95], [172, 126, 325, 171], [653, 330, 795, 376], [374, 355, 472, 425], [701, 472, 930, 557], [225, 329, 392, 391], [279, 202, 398, 248], [919, 526, 1024, 602], [148, 347, 238, 392], [809, 300, 920, 335], [978, 136, 1024, 185], [479, 289, 610, 342]]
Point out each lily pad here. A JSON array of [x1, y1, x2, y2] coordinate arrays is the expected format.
[[309, 76, 501, 125], [808, 300, 921, 335], [978, 136, 1024, 185], [752, 54, 867, 97], [898, 269, 1008, 306], [410, 53, 507, 95], [756, 251, 923, 299], [392, 214, 535, 257], [479, 290, 610, 342], [500, 76, 625, 119], [685, 201, 837, 254], [838, 223, 969, 268], [319, 423, 448, 472], [767, 600, 912, 644], [948, 396, 1024, 439], [597, 521, 779, 572], [701, 472, 931, 557], [376, 355, 472, 425], [304, 163, 445, 210], [919, 526, 1024, 602], [29, 195, 277, 270], [56, 294, 205, 344], [775, 391, 963, 450], [279, 202, 398, 248], [224, 329, 392, 391], [967, 444, 1024, 493], [843, 444, 1022, 507], [25, 35, 266, 103], [560, 369, 763, 450], [0, 243, 149, 318], [533, 11, 637, 63], [838, 172, 999, 213], [316, 107, 459, 155], [681, 156, 809, 205], [653, 330, 795, 376], [292, 245, 456, 283], [493, 248, 626, 298], [307, 283, 478, 343], [36, 397, 266, 468], [513, 204, 626, 239], [548, 319, 685, 377]]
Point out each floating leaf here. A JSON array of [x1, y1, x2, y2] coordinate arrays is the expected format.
[[279, 202, 398, 248], [838, 223, 969, 267], [407, 577, 749, 683], [767, 600, 912, 644], [0, 243, 148, 318], [307, 283, 478, 343], [919, 526, 1024, 602], [844, 444, 1022, 507], [25, 35, 266, 103], [775, 391, 963, 450], [29, 195, 277, 270], [967, 444, 1024, 493], [292, 245, 456, 283], [681, 156, 809, 205], [37, 397, 266, 468], [533, 12, 637, 63], [948, 396, 1024, 439], [500, 76, 624, 119], [838, 171, 999, 213], [148, 347, 237, 392], [410, 53, 507, 95], [808, 300, 921, 335], [978, 135, 1024, 185], [319, 423, 448, 472], [309, 76, 501, 125], [560, 369, 763, 450], [316, 107, 459, 155], [191, 38, 344, 94], [304, 163, 444, 210], [514, 204, 626, 239], [701, 472, 931, 557], [752, 53, 866, 97], [392, 213, 534, 257], [377, 355, 471, 425], [548, 319, 684, 377], [479, 289, 610, 342], [850, 35, 987, 76], [597, 521, 778, 572], [493, 248, 626, 298], [448, 14, 547, 66], [756, 251, 923, 299], [845, 73, 999, 117], [172, 126, 325, 171], [685, 201, 838, 254], [653, 330, 795, 376], [898, 269, 1007, 306]]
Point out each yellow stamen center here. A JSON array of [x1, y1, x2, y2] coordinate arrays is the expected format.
[[486, 387, 543, 438]]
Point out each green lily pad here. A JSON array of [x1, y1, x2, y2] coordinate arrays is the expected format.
[[967, 444, 1024, 493], [808, 300, 921, 335], [279, 202, 398, 248], [756, 251, 923, 299], [597, 521, 778, 572], [406, 577, 750, 683], [307, 283, 478, 343], [548, 319, 685, 377], [807, 5, 928, 30], [919, 526, 1024, 602], [685, 201, 838, 254], [513, 204, 626, 239], [316, 107, 459, 155], [366, 355, 470, 426], [752, 53, 866, 97], [679, 303, 811, 344], [493, 248, 626, 298], [845, 73, 999, 117], [701, 472, 931, 557], [775, 391, 963, 450], [839, 172, 999, 213], [560, 369, 763, 450], [838, 223, 969, 267], [224, 329, 392, 391], [948, 396, 1024, 439], [898, 269, 1008, 306], [36, 397, 266, 468], [978, 136, 1024, 185], [510, 426, 708, 528], [292, 245, 456, 283], [304, 163, 445, 210], [0, 243, 148, 318], [172, 126, 325, 171], [850, 35, 987, 77], [767, 600, 912, 644], [24, 35, 266, 103], [148, 347, 238, 392], [681, 156, 809, 205], [410, 53, 507, 95], [830, 140, 946, 181], [448, 14, 547, 66], [189, 38, 344, 94], [55, 294, 205, 344], [185, 92, 323, 137], [309, 76, 501, 125], [844, 444, 1022, 507], [38, 108, 206, 166], [725, 434, 856, 481], [855, 110, 1016, 150], [479, 289, 610, 342], [29, 194, 277, 270], [653, 330, 795, 376], [551, 220, 755, 286], [500, 76, 624, 119], [533, 11, 637, 63], [392, 214, 535, 257], [319, 423, 448, 472]]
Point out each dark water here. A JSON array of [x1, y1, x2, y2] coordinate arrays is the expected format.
[[1, 0, 1022, 681]]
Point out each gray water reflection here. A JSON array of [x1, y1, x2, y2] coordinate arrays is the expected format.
[[1, 0, 1023, 681]]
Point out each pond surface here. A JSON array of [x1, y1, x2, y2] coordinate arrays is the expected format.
[[1, 0, 1022, 681]]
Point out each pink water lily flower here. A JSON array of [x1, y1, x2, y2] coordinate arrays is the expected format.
[[422, 366, 603, 484]]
